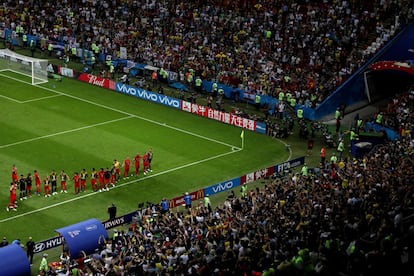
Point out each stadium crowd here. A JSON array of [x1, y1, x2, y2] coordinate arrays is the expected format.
[[1, 0, 414, 107], [0, 0, 414, 275], [42, 89, 413, 275]]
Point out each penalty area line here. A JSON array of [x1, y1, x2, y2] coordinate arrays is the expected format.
[[1, 73, 239, 150], [0, 148, 241, 223]]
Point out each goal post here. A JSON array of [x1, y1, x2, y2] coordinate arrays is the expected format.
[[0, 48, 48, 85]]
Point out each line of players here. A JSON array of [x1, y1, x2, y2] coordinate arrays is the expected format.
[[6, 149, 153, 211]]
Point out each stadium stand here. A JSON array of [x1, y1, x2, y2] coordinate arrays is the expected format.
[[0, 1, 413, 275], [1, 0, 413, 111], [48, 107, 413, 275]]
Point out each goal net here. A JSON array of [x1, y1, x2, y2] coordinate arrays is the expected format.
[[0, 49, 48, 85]]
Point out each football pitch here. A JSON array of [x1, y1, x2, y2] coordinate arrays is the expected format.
[[0, 71, 290, 242]]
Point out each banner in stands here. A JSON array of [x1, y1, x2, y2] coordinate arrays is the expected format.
[[169, 189, 204, 209], [274, 156, 305, 174], [181, 100, 259, 132], [116, 83, 181, 109], [55, 218, 108, 258], [78, 73, 116, 90], [0, 244, 30, 276], [204, 177, 241, 197], [240, 156, 305, 185], [242, 166, 274, 185], [59, 66, 75, 78]]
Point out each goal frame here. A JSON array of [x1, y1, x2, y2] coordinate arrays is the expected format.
[[0, 48, 48, 85]]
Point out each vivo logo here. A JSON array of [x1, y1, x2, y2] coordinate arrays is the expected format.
[[212, 181, 234, 193], [117, 84, 180, 108]]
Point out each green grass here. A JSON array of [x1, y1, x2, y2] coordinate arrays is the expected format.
[[0, 71, 292, 243], [0, 46, 347, 275]]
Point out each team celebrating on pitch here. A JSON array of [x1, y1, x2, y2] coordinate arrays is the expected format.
[[6, 149, 153, 211]]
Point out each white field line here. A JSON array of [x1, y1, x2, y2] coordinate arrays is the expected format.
[[0, 73, 63, 103], [0, 94, 23, 103], [0, 149, 241, 223], [0, 116, 134, 149], [21, 94, 63, 103], [0, 73, 239, 149], [0, 93, 62, 103]]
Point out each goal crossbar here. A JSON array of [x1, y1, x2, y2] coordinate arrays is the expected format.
[[0, 49, 48, 85]]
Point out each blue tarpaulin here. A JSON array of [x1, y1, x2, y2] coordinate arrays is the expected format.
[[0, 244, 30, 276], [55, 218, 108, 258]]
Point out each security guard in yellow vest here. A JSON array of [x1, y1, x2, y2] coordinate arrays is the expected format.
[[22, 33, 27, 48], [30, 39, 36, 57], [187, 73, 193, 90], [71, 46, 77, 61], [195, 76, 202, 93], [91, 55, 96, 69], [375, 112, 383, 125], [356, 118, 363, 133], [212, 82, 218, 97], [278, 91, 284, 102], [16, 25, 23, 37], [286, 92, 292, 103], [297, 107, 304, 120], [350, 129, 358, 142], [290, 97, 296, 108], [335, 108, 341, 120], [109, 63, 115, 79], [93, 44, 100, 56], [48, 42, 53, 56], [255, 94, 261, 110]]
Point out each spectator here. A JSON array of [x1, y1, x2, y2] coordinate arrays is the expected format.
[[25, 236, 35, 265], [0, 237, 8, 247]]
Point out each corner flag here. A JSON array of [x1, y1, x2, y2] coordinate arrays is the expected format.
[[240, 130, 245, 148]]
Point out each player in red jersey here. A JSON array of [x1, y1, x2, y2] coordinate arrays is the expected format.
[[60, 170, 68, 193], [11, 164, 18, 182], [80, 169, 88, 192], [134, 153, 141, 176], [98, 168, 105, 192], [44, 175, 51, 197], [90, 168, 98, 192], [104, 168, 111, 191], [143, 153, 149, 175], [123, 156, 131, 179], [110, 166, 116, 187], [34, 170, 41, 195], [6, 182, 18, 211], [73, 172, 81, 194]]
